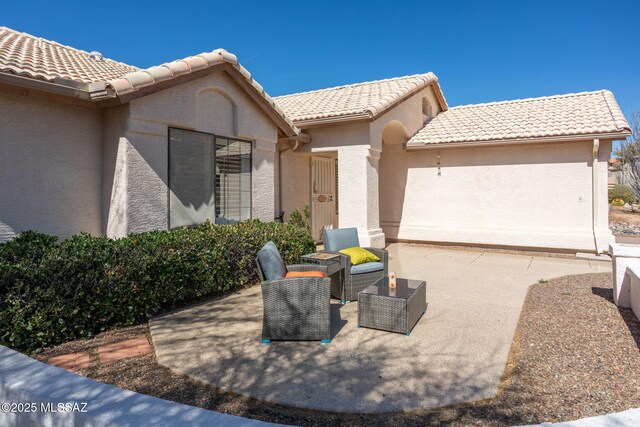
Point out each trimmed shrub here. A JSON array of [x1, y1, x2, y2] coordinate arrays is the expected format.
[[0, 221, 315, 353], [609, 184, 637, 204], [611, 198, 625, 207]]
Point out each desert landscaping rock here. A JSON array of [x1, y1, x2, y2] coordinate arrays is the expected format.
[[610, 222, 640, 236]]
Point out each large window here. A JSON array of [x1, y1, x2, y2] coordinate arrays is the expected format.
[[169, 128, 252, 228]]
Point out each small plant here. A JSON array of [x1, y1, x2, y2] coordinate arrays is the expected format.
[[288, 205, 311, 233], [611, 198, 625, 207], [609, 185, 636, 204], [538, 279, 549, 284]]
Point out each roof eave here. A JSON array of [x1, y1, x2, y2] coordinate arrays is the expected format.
[[97, 60, 300, 138], [289, 78, 448, 129], [96, 63, 228, 106], [92, 63, 299, 138], [431, 79, 448, 111], [406, 130, 633, 150], [0, 72, 97, 100], [290, 112, 373, 129]]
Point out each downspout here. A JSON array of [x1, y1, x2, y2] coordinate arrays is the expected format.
[[277, 139, 300, 222], [592, 138, 601, 253]]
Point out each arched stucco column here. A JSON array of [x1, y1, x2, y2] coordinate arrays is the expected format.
[[336, 145, 385, 248]]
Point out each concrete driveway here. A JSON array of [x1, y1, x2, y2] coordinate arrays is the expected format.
[[150, 243, 610, 413]]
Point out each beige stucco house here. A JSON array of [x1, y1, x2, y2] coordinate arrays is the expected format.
[[0, 26, 632, 253]]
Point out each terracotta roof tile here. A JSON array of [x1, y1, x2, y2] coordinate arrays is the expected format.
[[0, 26, 139, 83], [275, 73, 446, 123], [0, 26, 300, 137], [407, 90, 631, 146]]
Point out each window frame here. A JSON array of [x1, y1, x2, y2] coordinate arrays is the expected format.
[[167, 127, 253, 229]]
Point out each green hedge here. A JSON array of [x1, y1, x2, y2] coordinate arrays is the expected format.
[[0, 221, 315, 353], [609, 184, 637, 204]]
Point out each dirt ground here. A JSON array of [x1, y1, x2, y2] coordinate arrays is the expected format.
[[610, 204, 640, 224]]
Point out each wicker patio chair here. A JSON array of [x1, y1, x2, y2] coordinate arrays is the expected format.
[[322, 228, 389, 302], [257, 242, 331, 343]]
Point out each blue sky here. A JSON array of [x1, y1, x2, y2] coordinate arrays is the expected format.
[[3, 0, 639, 121]]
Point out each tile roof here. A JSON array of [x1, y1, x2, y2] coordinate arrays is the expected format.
[[407, 90, 631, 147], [0, 26, 300, 137], [274, 73, 447, 124], [0, 26, 139, 83]]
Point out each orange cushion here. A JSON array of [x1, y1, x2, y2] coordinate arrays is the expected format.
[[284, 271, 327, 278]]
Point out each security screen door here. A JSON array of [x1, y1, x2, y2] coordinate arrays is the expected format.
[[311, 156, 336, 241]]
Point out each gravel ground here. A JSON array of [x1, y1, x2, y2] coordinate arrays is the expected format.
[[32, 272, 640, 426]]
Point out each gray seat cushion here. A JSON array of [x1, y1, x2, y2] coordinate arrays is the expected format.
[[350, 261, 384, 275], [257, 241, 287, 281], [324, 228, 360, 252]]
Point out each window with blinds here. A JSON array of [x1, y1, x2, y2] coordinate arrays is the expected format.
[[169, 128, 252, 228]]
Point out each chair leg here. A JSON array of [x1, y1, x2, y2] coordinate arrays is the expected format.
[[321, 339, 331, 343], [261, 339, 271, 343]]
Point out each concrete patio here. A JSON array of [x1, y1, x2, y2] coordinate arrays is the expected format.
[[149, 243, 610, 413]]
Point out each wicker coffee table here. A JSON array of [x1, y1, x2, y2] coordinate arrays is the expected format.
[[357, 277, 427, 335]]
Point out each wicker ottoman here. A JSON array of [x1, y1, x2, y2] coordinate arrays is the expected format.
[[357, 277, 427, 335]]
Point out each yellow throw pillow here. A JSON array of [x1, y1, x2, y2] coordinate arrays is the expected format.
[[339, 247, 380, 265]]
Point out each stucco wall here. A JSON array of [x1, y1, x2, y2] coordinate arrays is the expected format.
[[370, 86, 441, 151], [0, 91, 103, 242], [379, 139, 614, 252], [281, 122, 386, 247], [280, 84, 614, 252], [280, 86, 444, 248], [103, 70, 279, 237], [280, 150, 310, 221]]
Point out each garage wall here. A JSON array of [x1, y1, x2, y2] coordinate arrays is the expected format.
[[380, 139, 614, 252], [103, 71, 279, 237], [0, 90, 103, 242]]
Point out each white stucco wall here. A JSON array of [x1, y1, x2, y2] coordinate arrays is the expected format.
[[379, 139, 614, 252], [283, 83, 614, 253], [0, 345, 278, 427], [280, 86, 442, 248], [280, 150, 310, 221], [0, 91, 103, 242], [285, 122, 386, 247], [370, 86, 441, 151], [103, 70, 279, 237]]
